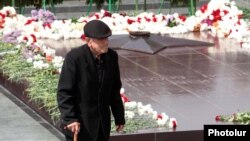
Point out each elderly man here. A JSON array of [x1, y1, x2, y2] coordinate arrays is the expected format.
[[57, 20, 125, 141]]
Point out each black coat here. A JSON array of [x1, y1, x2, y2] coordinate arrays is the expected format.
[[57, 44, 125, 141]]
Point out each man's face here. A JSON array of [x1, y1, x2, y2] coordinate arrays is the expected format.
[[88, 38, 109, 56]]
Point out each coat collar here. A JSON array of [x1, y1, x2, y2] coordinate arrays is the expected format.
[[82, 45, 99, 83], [81, 45, 112, 93]]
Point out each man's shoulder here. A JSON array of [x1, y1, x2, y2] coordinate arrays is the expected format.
[[107, 48, 118, 56], [69, 44, 87, 54], [66, 44, 88, 58]]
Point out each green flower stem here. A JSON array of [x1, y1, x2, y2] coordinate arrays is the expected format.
[[188, 0, 196, 16], [12, 0, 15, 7], [144, 0, 147, 12], [109, 0, 112, 12], [42, 0, 46, 10], [134, 0, 138, 15], [158, 0, 164, 14], [86, 0, 93, 16]]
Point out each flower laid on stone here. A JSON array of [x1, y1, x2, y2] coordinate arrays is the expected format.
[[20, 40, 63, 73], [31, 9, 56, 24], [215, 112, 250, 124], [111, 88, 177, 133], [2, 30, 22, 44], [193, 0, 246, 39]]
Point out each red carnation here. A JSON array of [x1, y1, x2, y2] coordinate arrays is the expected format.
[[43, 23, 51, 29], [200, 4, 208, 13], [81, 34, 86, 40], [153, 17, 157, 23], [30, 34, 37, 43], [137, 17, 141, 23], [172, 120, 177, 128], [121, 94, 129, 103], [127, 19, 135, 25], [23, 36, 28, 41], [223, 10, 229, 15], [179, 15, 186, 22], [215, 115, 221, 121], [103, 11, 112, 17], [25, 19, 36, 25], [157, 114, 163, 120], [95, 14, 100, 19], [144, 17, 151, 22], [0, 13, 6, 19], [212, 9, 221, 22]]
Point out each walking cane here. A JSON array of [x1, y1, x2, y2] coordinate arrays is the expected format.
[[74, 131, 78, 141]]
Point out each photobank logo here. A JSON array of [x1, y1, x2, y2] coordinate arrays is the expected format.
[[204, 125, 250, 141]]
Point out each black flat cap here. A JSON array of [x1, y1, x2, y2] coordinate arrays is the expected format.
[[84, 20, 112, 39]]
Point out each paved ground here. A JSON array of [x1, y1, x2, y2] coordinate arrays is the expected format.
[[116, 32, 250, 131], [0, 86, 64, 141]]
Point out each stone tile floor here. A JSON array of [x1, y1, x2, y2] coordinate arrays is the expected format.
[[0, 86, 64, 141]]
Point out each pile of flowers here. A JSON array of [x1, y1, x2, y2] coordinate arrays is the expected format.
[[0, 7, 64, 72], [192, 0, 245, 37], [215, 112, 250, 124], [111, 88, 177, 133], [22, 40, 63, 72], [31, 9, 56, 24]]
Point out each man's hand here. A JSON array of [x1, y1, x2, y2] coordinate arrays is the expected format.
[[64, 122, 80, 134], [116, 124, 124, 133]]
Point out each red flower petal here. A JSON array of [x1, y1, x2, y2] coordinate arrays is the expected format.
[[172, 120, 177, 128], [223, 10, 229, 15], [120, 94, 129, 103], [215, 115, 221, 121], [179, 15, 186, 22], [25, 19, 36, 25], [46, 55, 53, 62], [153, 17, 157, 22], [30, 34, 37, 43], [0, 13, 6, 19], [81, 34, 86, 40], [23, 37, 28, 41], [200, 4, 208, 13], [157, 114, 163, 119], [95, 14, 100, 19], [43, 23, 51, 29], [103, 11, 112, 17], [127, 19, 135, 25]]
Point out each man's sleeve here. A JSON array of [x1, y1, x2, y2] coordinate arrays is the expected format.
[[110, 52, 125, 125], [57, 52, 78, 127]]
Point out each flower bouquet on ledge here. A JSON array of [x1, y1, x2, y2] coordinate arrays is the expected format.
[[215, 112, 250, 125], [111, 88, 177, 133]]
